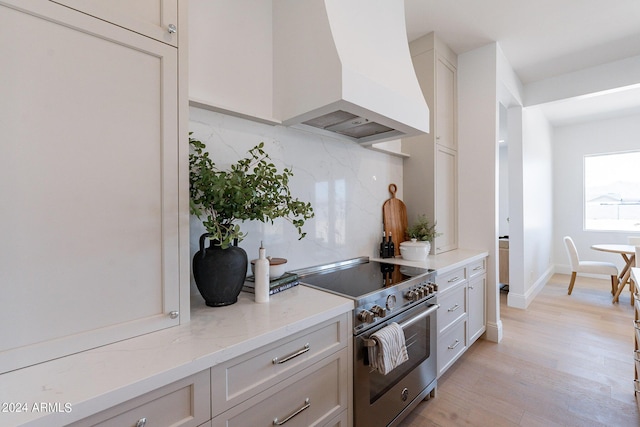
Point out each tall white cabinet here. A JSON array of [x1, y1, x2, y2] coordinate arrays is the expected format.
[[0, 0, 188, 374], [402, 32, 458, 254]]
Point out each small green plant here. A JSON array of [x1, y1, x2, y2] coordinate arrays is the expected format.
[[189, 134, 314, 249], [406, 215, 440, 242]]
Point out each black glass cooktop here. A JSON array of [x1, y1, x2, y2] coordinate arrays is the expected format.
[[298, 260, 432, 299]]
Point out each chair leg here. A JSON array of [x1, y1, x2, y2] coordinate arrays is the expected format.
[[611, 275, 617, 295], [568, 272, 577, 295]]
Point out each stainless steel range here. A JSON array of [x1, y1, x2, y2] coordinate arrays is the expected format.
[[293, 257, 438, 427]]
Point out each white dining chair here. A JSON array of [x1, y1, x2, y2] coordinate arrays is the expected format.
[[563, 236, 619, 295]]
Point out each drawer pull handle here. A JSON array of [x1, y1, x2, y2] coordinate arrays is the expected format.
[[447, 304, 460, 312], [448, 339, 460, 350], [273, 398, 310, 425], [473, 266, 483, 271], [448, 276, 460, 283], [272, 343, 310, 364]]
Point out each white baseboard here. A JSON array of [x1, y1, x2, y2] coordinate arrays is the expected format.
[[507, 265, 555, 309], [484, 319, 503, 343]]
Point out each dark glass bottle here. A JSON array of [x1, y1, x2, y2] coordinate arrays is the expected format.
[[380, 232, 387, 257]]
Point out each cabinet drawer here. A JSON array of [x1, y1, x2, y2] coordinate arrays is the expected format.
[[70, 370, 210, 427], [437, 282, 466, 333], [437, 320, 467, 377], [211, 313, 349, 414], [436, 266, 465, 292], [212, 348, 349, 427], [468, 258, 486, 278]]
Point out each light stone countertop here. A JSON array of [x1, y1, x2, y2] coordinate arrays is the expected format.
[[0, 286, 353, 427], [372, 248, 489, 274]]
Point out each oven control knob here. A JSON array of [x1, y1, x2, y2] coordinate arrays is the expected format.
[[358, 309, 375, 323], [386, 294, 397, 310], [371, 305, 387, 318], [405, 290, 418, 301]]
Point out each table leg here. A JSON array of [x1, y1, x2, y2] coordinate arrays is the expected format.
[[620, 254, 632, 281], [613, 255, 635, 303]]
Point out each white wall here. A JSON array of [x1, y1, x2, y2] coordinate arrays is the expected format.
[[458, 42, 555, 312], [552, 113, 640, 272], [517, 107, 554, 305], [188, 107, 404, 294], [494, 46, 555, 310], [458, 43, 502, 342]]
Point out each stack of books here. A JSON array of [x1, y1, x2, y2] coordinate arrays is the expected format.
[[242, 272, 300, 295]]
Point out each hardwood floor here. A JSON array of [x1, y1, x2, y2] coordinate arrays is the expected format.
[[399, 274, 639, 427]]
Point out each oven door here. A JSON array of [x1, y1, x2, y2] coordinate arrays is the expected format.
[[354, 300, 438, 427]]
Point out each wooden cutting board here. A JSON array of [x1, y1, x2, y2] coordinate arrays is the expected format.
[[382, 183, 408, 256]]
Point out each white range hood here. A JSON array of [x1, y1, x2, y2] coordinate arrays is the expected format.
[[273, 0, 430, 145]]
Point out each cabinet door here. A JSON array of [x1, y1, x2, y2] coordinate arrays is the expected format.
[[0, 0, 180, 373], [51, 0, 178, 46], [468, 274, 486, 344], [435, 56, 456, 150], [434, 145, 458, 253]]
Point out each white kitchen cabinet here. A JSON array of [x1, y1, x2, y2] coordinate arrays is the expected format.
[[437, 280, 466, 336], [435, 266, 467, 376], [188, 0, 278, 124], [467, 258, 487, 345], [402, 32, 458, 254], [50, 0, 179, 46], [437, 317, 467, 376], [435, 54, 457, 150], [212, 349, 349, 427], [434, 145, 459, 253], [435, 256, 487, 377], [69, 371, 211, 427], [211, 313, 351, 427], [0, 0, 187, 374]]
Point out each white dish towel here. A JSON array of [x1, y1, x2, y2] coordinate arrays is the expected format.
[[368, 322, 409, 375]]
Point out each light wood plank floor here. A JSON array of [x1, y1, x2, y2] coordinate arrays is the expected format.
[[399, 274, 639, 427]]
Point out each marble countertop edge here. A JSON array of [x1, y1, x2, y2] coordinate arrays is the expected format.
[[1, 285, 353, 427]]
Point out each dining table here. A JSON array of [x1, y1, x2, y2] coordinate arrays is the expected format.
[[591, 244, 636, 303]]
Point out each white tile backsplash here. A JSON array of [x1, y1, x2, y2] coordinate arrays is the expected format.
[[189, 107, 403, 293]]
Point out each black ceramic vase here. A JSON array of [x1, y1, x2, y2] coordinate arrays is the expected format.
[[193, 233, 248, 307]]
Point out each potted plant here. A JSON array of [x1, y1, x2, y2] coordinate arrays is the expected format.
[[189, 134, 314, 306], [401, 215, 440, 260]]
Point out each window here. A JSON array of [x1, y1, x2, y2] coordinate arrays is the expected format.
[[584, 151, 640, 232]]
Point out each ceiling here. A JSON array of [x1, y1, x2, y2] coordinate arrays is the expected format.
[[403, 0, 640, 126]]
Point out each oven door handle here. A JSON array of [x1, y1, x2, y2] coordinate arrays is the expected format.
[[398, 303, 439, 330], [363, 303, 439, 348]]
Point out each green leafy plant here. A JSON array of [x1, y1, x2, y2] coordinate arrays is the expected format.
[[189, 134, 314, 249], [406, 215, 440, 242]]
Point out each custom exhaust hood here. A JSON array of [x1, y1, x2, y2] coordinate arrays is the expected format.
[[273, 0, 430, 145]]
